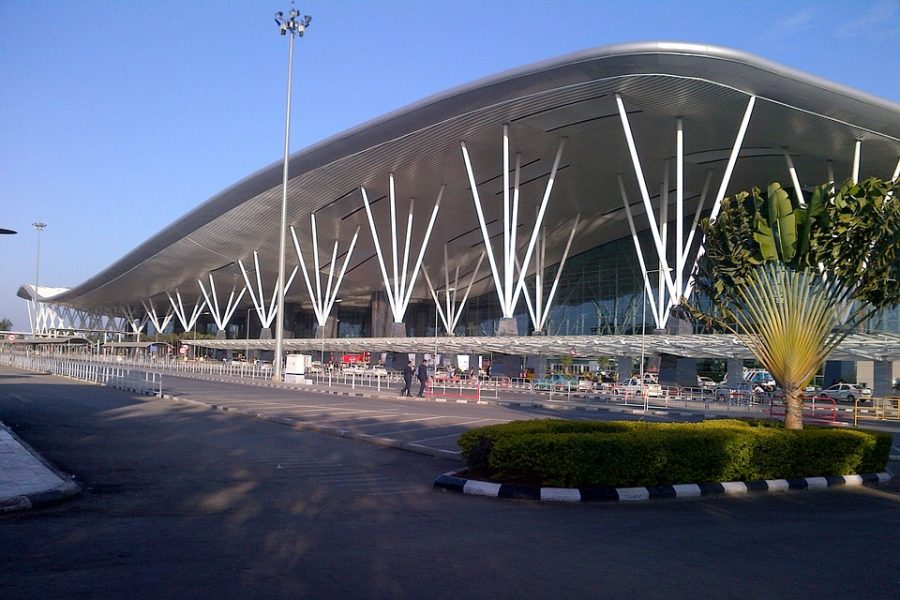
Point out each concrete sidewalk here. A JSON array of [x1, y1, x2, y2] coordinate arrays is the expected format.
[[0, 422, 80, 513]]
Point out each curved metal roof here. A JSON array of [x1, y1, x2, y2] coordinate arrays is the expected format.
[[50, 41, 900, 314]]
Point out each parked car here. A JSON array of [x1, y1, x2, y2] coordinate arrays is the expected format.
[[364, 365, 388, 377], [576, 376, 595, 392], [817, 383, 872, 403], [342, 364, 366, 375], [532, 373, 577, 392], [714, 382, 765, 404], [744, 369, 776, 392], [697, 376, 717, 391], [619, 377, 663, 398]]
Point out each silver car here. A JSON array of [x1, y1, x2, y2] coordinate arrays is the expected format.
[[817, 383, 872, 403]]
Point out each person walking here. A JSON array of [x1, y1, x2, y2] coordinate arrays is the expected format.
[[400, 360, 413, 396], [416, 359, 429, 397]]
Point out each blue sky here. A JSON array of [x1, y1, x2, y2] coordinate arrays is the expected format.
[[1, 0, 899, 330]]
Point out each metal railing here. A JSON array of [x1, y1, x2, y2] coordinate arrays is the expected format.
[[851, 397, 900, 426], [1, 353, 162, 396]]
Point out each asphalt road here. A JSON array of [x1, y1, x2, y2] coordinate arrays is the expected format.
[[2, 368, 899, 599]]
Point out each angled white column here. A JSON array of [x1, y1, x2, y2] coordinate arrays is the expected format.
[[888, 157, 900, 201], [461, 126, 566, 321], [678, 169, 713, 278], [683, 95, 756, 305], [422, 249, 485, 335], [615, 93, 677, 303], [676, 119, 684, 298], [168, 290, 207, 333], [852, 140, 861, 183], [618, 174, 662, 328], [534, 215, 580, 332], [142, 299, 174, 335], [361, 176, 442, 326], [615, 105, 743, 327], [122, 305, 149, 342], [290, 218, 359, 328], [238, 251, 298, 329], [783, 149, 805, 206], [197, 274, 247, 336]]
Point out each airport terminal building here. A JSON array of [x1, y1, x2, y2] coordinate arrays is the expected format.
[[16, 42, 900, 390]]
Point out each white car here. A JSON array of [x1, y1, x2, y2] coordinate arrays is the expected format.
[[619, 377, 663, 398], [817, 383, 872, 403], [697, 376, 717, 391]]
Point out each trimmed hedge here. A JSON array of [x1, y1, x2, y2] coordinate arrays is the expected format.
[[457, 419, 891, 488]]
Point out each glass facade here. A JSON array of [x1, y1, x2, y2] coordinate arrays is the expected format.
[[275, 229, 898, 340]]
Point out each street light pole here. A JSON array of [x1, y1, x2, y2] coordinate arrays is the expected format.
[[272, 6, 311, 382], [32, 222, 47, 336]]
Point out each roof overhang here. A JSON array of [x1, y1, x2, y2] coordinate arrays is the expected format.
[[44, 41, 900, 316]]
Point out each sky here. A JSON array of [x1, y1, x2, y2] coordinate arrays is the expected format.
[[1, 0, 899, 331]]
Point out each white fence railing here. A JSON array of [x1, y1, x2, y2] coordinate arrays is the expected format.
[[1, 353, 162, 396]]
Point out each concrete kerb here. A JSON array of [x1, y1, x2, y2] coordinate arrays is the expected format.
[[434, 470, 895, 503], [0, 422, 82, 514]]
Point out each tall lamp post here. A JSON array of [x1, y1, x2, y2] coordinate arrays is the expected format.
[[32, 222, 47, 336], [272, 6, 311, 382]]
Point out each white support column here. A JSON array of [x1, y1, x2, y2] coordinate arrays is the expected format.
[[888, 157, 900, 202], [360, 180, 442, 325], [683, 95, 756, 304], [422, 269, 451, 333], [618, 175, 662, 328], [122, 305, 149, 342], [292, 220, 359, 327], [239, 251, 298, 328], [852, 140, 861, 184], [537, 215, 580, 332], [657, 161, 664, 321], [462, 130, 566, 322], [615, 94, 677, 302], [461, 142, 507, 315], [198, 274, 247, 334], [422, 251, 485, 335], [783, 149, 806, 206], [676, 118, 684, 300], [511, 139, 566, 310], [142, 299, 174, 335], [503, 125, 512, 313], [679, 170, 713, 278], [168, 290, 207, 334], [707, 95, 756, 223]]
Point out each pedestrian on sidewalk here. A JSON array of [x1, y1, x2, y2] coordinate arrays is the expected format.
[[400, 360, 413, 396], [417, 360, 429, 397]]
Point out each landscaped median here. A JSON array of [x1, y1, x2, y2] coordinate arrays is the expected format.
[[434, 419, 893, 502]]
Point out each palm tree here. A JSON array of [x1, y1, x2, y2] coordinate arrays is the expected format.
[[687, 177, 900, 429]]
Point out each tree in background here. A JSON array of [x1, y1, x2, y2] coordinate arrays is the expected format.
[[0, 318, 12, 331], [686, 177, 900, 429]]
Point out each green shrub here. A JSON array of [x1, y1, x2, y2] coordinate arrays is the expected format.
[[458, 419, 891, 487]]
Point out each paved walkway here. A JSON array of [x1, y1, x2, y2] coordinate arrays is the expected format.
[[0, 422, 80, 512]]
